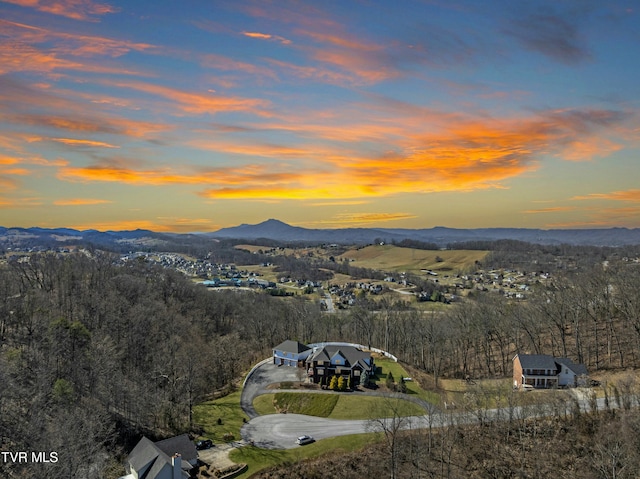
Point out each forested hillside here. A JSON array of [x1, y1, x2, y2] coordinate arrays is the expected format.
[[2, 244, 640, 478], [0, 252, 321, 478]]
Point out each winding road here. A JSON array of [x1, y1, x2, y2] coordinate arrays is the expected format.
[[239, 362, 617, 450]]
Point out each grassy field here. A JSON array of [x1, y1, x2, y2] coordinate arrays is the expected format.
[[253, 392, 425, 419], [373, 357, 441, 404], [229, 433, 383, 479], [234, 243, 488, 279], [192, 391, 250, 443], [339, 244, 488, 275]]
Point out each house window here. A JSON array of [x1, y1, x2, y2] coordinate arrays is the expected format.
[[335, 359, 341, 365]]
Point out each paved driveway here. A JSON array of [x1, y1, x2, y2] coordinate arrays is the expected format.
[[240, 362, 301, 418], [241, 413, 376, 449]]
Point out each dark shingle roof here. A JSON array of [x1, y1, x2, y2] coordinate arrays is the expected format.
[[273, 340, 311, 354], [154, 434, 197, 463], [128, 437, 171, 479], [515, 354, 588, 376], [308, 345, 372, 371], [127, 436, 193, 479], [515, 354, 558, 370], [555, 358, 589, 376]]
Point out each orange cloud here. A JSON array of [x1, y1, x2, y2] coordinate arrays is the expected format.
[[523, 206, 576, 214], [5, 112, 169, 138], [0, 19, 153, 60], [57, 161, 307, 187], [0, 196, 43, 207], [51, 105, 632, 203], [53, 198, 112, 206], [3, 0, 118, 21], [0, 177, 19, 189], [558, 137, 622, 161], [0, 156, 20, 166], [52, 138, 119, 148], [0, 155, 31, 186], [1, 152, 67, 167], [547, 204, 640, 228], [188, 139, 320, 159], [572, 189, 640, 202], [546, 220, 612, 228], [308, 200, 370, 206], [242, 31, 291, 44], [332, 212, 417, 225], [100, 79, 270, 115], [68, 218, 217, 233]]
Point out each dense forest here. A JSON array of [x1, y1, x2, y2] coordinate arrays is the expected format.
[[1, 242, 640, 478], [0, 251, 321, 478]]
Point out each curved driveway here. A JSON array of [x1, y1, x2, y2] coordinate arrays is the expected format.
[[240, 361, 434, 449], [239, 362, 611, 450], [240, 362, 301, 419]]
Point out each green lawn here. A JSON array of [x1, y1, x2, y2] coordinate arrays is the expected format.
[[192, 390, 250, 443], [373, 358, 441, 404], [253, 392, 425, 419], [329, 394, 424, 419], [229, 433, 383, 479]]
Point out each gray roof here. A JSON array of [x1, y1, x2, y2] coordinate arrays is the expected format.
[[273, 340, 311, 354], [154, 434, 197, 463], [515, 354, 558, 370], [515, 354, 588, 375], [308, 345, 372, 371], [127, 436, 192, 479], [555, 358, 589, 376]]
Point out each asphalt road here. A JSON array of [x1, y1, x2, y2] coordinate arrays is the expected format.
[[242, 413, 374, 449], [239, 362, 618, 451]]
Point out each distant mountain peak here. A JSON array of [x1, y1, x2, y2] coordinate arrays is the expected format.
[[208, 220, 640, 246], [263, 218, 287, 224]]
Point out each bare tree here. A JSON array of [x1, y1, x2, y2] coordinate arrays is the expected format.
[[366, 395, 412, 479]]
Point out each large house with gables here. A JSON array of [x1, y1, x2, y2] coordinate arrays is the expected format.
[[272, 340, 376, 387], [305, 344, 375, 387], [513, 353, 589, 389]]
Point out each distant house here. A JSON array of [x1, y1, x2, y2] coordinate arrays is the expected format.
[[119, 434, 198, 479], [513, 354, 589, 389], [306, 344, 374, 387], [273, 340, 312, 367]]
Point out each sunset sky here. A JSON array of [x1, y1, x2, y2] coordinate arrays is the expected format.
[[1, 0, 639, 232]]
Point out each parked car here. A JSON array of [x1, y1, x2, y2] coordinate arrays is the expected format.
[[296, 435, 314, 445], [196, 439, 213, 450]]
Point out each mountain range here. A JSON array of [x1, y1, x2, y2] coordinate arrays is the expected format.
[[209, 219, 640, 246], [2, 220, 640, 249]]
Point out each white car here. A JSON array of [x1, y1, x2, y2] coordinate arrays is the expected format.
[[296, 435, 314, 445]]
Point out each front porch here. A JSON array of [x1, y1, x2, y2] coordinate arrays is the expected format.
[[522, 374, 558, 388]]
